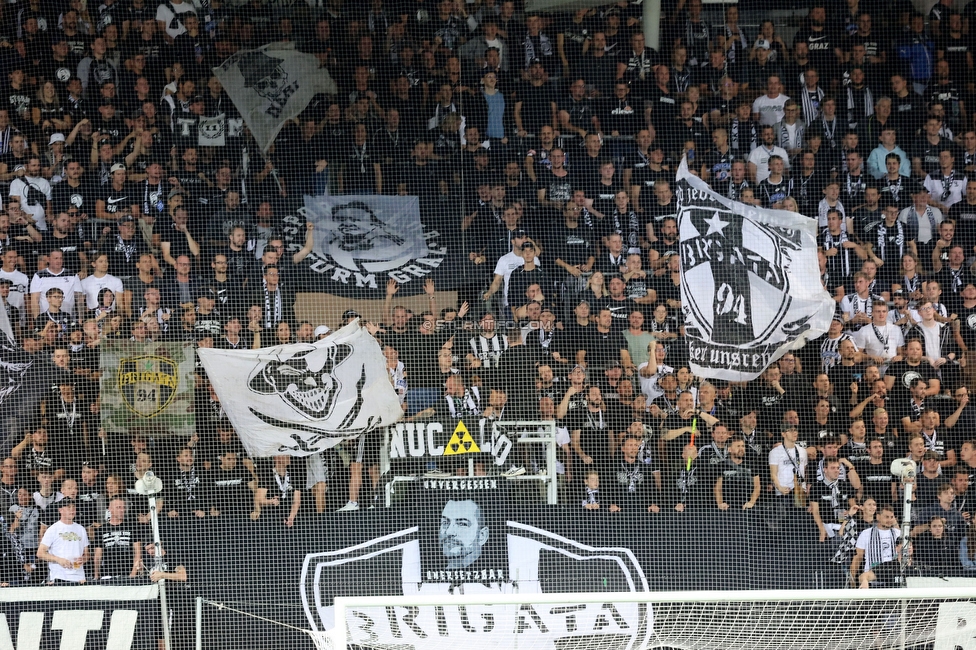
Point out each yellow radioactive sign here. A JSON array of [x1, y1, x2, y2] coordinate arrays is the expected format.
[[442, 421, 481, 456]]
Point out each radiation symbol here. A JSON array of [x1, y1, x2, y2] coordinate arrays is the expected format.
[[443, 421, 481, 456]]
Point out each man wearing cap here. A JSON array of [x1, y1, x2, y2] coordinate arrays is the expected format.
[[9, 157, 52, 231], [37, 498, 89, 584], [483, 228, 539, 318], [506, 241, 549, 313], [96, 163, 139, 221]]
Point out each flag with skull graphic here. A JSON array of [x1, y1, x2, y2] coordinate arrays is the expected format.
[[212, 42, 337, 153], [197, 321, 403, 457]]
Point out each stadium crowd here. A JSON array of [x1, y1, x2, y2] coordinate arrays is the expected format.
[[0, 0, 974, 593]]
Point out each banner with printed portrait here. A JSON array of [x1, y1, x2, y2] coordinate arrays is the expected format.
[[99, 340, 196, 436], [294, 194, 460, 298]]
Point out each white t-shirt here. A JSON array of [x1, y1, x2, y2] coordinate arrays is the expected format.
[[924, 173, 967, 209], [30, 269, 83, 315], [855, 525, 900, 568], [898, 205, 943, 244], [748, 144, 791, 183], [40, 520, 89, 582], [637, 362, 674, 401], [492, 251, 538, 307], [852, 322, 905, 361], [917, 321, 944, 362], [81, 273, 124, 310], [0, 268, 30, 312], [752, 94, 789, 126], [9, 176, 52, 231], [768, 444, 807, 491], [156, 0, 200, 39]]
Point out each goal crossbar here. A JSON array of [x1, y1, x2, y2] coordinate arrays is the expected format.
[[319, 588, 976, 650]]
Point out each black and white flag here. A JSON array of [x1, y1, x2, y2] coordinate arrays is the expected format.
[[675, 158, 834, 381], [197, 321, 402, 457], [212, 43, 336, 153], [198, 113, 225, 147]]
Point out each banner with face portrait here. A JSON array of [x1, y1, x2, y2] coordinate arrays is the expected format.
[[291, 194, 464, 298], [418, 480, 510, 585]]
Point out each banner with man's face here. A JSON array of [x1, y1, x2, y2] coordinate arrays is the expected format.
[[419, 481, 509, 584]]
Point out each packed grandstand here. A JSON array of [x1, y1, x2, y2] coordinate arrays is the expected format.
[[1, 0, 976, 645]]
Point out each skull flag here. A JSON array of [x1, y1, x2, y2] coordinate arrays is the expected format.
[[675, 157, 834, 381], [196, 321, 403, 457], [212, 42, 337, 153]]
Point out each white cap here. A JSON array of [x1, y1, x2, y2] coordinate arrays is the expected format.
[[754, 38, 771, 50], [49, 132, 65, 145], [313, 325, 331, 338]]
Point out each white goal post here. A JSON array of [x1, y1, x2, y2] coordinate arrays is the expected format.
[[311, 588, 976, 650]]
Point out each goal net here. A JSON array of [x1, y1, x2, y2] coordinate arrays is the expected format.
[[312, 588, 976, 650]]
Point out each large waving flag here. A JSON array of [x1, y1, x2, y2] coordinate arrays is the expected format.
[[213, 42, 336, 152], [197, 322, 402, 457], [675, 158, 834, 381]]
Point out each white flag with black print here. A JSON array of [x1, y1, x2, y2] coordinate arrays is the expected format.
[[197, 321, 402, 457], [198, 113, 226, 147], [212, 42, 337, 153], [675, 157, 834, 381]]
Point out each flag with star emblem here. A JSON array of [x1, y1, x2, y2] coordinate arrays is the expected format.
[[675, 157, 834, 381]]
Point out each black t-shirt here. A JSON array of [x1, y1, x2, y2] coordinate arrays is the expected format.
[[103, 233, 149, 279], [516, 82, 556, 134], [570, 407, 612, 466], [165, 466, 207, 513], [717, 458, 757, 507], [536, 168, 573, 206], [546, 222, 594, 268], [604, 457, 656, 511], [584, 327, 628, 369], [97, 520, 143, 578], [700, 148, 734, 187], [887, 360, 939, 403], [258, 459, 306, 508], [51, 180, 96, 219], [808, 477, 855, 521], [99, 182, 137, 218], [587, 180, 623, 220], [857, 457, 897, 503], [661, 413, 695, 469], [207, 464, 251, 517], [40, 232, 85, 275]]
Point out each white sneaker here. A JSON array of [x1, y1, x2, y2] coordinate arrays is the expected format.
[[502, 466, 526, 477], [424, 470, 454, 479], [336, 501, 359, 512]]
